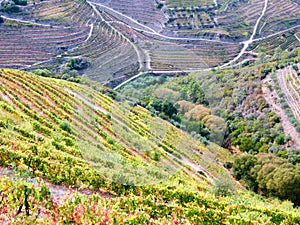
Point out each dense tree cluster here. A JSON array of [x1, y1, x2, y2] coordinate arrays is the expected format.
[[12, 0, 27, 6], [233, 154, 300, 206], [0, 0, 27, 13]]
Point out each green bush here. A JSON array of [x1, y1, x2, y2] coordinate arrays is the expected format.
[[60, 121, 72, 134], [12, 0, 27, 6], [212, 178, 235, 197], [1, 4, 20, 13]]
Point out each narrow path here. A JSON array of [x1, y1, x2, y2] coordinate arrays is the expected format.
[[0, 167, 113, 200], [64, 88, 137, 135], [165, 152, 215, 184], [113, 72, 148, 90], [144, 49, 152, 70], [214, 0, 218, 7], [180, 156, 215, 183], [65, 88, 108, 115], [84, 23, 94, 42]]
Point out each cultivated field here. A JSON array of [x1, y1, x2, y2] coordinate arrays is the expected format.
[[277, 64, 300, 122], [1, 69, 299, 224], [0, 68, 234, 186], [0, 0, 300, 86]]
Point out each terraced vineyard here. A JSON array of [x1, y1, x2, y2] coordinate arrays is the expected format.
[[248, 28, 300, 57], [0, 0, 140, 84], [149, 39, 241, 70], [66, 21, 139, 83], [1, 0, 299, 87], [0, 24, 90, 68], [97, 0, 167, 30], [0, 68, 236, 187], [165, 0, 216, 8], [0, 0, 94, 69], [1, 69, 300, 224], [22, 0, 96, 26], [277, 64, 300, 122], [256, 0, 300, 37], [1, 0, 300, 223]]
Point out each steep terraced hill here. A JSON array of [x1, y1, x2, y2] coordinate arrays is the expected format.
[[0, 68, 234, 188], [1, 68, 300, 224]]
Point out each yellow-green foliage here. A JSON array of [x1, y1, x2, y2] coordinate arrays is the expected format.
[[1, 174, 300, 224], [0, 68, 300, 223], [0, 68, 233, 189]]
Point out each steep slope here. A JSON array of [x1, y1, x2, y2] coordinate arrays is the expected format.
[[0, 0, 139, 82], [0, 68, 234, 187], [0, 69, 300, 223]]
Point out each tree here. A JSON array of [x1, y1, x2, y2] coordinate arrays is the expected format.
[[161, 100, 177, 118], [233, 154, 258, 190], [268, 164, 300, 205], [234, 154, 300, 205], [12, 0, 27, 6], [187, 80, 205, 103], [68, 58, 89, 70], [274, 133, 287, 145]]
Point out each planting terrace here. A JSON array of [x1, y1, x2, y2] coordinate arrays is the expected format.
[[277, 64, 300, 122], [91, 0, 168, 31], [0, 24, 90, 68], [148, 39, 241, 70], [0, 68, 235, 187], [1, 0, 300, 86], [256, 0, 300, 37]]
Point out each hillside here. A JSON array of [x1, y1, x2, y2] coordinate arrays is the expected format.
[[1, 0, 300, 223], [1, 68, 300, 223], [1, 0, 299, 87], [0, 68, 234, 186]]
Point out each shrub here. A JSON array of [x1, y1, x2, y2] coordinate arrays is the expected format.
[[12, 0, 27, 5], [1, 4, 20, 13], [212, 178, 235, 197], [60, 121, 72, 134], [68, 58, 89, 70]]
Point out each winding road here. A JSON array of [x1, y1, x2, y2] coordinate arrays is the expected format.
[[3, 0, 300, 90], [84, 23, 94, 42], [295, 33, 300, 43], [100, 0, 278, 89], [111, 0, 298, 89], [219, 0, 269, 68]]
